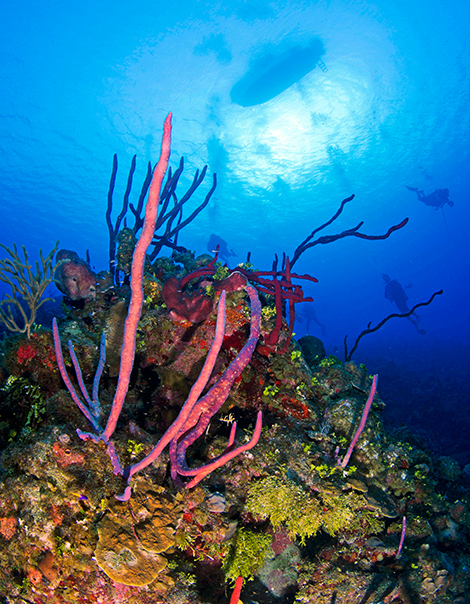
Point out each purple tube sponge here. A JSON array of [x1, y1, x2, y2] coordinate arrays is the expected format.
[[339, 374, 378, 468]]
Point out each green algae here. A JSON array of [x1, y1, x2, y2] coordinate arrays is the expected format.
[[246, 475, 323, 544], [223, 528, 273, 582]]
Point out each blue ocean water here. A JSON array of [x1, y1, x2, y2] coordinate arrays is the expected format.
[[0, 1, 469, 460]]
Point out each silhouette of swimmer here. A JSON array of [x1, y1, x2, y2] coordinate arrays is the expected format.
[[382, 274, 425, 335], [406, 186, 454, 210], [207, 234, 237, 263], [297, 304, 327, 337]]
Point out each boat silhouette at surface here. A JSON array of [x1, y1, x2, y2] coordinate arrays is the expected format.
[[230, 37, 327, 107]]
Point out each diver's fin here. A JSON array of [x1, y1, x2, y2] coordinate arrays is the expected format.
[[405, 186, 418, 192]]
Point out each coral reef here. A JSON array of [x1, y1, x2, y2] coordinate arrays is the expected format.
[[0, 118, 467, 604], [2, 255, 470, 602]]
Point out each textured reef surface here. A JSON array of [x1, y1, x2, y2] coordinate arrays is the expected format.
[[0, 117, 467, 603], [0, 247, 470, 604]]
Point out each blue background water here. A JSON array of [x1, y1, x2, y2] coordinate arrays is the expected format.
[[1, 1, 469, 460]]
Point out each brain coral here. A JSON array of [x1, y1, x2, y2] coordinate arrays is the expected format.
[[95, 514, 167, 586], [95, 481, 179, 587]]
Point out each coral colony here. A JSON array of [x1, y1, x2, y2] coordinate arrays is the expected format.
[[50, 116, 388, 599], [51, 116, 371, 499], [0, 115, 461, 604], [53, 116, 262, 497]]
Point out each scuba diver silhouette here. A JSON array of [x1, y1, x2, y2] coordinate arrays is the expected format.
[[207, 234, 237, 263], [405, 186, 454, 210], [297, 304, 327, 337], [382, 274, 426, 335]]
